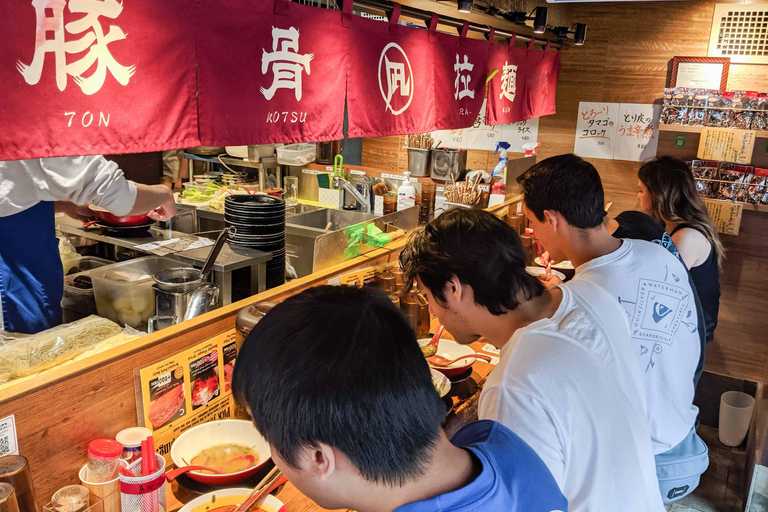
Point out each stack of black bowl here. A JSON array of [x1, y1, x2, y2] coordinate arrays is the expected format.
[[224, 195, 286, 288]]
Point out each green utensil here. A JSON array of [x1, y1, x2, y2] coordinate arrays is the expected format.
[[334, 154, 344, 178]]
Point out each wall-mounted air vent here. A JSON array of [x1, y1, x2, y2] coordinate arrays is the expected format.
[[709, 3, 768, 64]]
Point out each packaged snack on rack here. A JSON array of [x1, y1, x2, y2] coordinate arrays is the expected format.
[[706, 90, 720, 109], [673, 88, 688, 106], [743, 91, 760, 110], [745, 169, 768, 204], [691, 160, 720, 198], [757, 93, 768, 111], [732, 91, 746, 110], [730, 110, 753, 130], [706, 108, 728, 127], [661, 106, 685, 125], [717, 163, 752, 202], [688, 108, 707, 126], [754, 111, 768, 131], [718, 91, 735, 109], [692, 89, 709, 107], [663, 88, 675, 106]]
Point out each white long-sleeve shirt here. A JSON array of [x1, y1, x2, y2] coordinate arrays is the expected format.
[[0, 156, 137, 218]]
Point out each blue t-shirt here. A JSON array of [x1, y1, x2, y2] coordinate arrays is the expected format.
[[394, 420, 568, 512]]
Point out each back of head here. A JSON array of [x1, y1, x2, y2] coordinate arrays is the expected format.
[[638, 156, 724, 268], [399, 208, 543, 315], [232, 285, 446, 487], [517, 154, 606, 229]]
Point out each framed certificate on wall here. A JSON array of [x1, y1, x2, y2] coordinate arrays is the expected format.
[[670, 57, 730, 90]]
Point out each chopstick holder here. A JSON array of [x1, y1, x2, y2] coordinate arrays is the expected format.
[[120, 454, 166, 512]]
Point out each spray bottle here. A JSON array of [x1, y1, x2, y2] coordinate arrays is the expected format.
[[492, 141, 511, 182]]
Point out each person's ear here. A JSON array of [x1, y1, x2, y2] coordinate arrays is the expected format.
[[446, 276, 468, 305], [542, 210, 559, 231], [304, 443, 336, 481]]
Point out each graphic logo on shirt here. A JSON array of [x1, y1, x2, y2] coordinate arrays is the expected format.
[[630, 278, 689, 346]]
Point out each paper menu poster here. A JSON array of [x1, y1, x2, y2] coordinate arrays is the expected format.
[[698, 128, 756, 164], [135, 329, 248, 465], [703, 198, 743, 235], [573, 102, 619, 160], [431, 99, 539, 153], [613, 104, 662, 162]]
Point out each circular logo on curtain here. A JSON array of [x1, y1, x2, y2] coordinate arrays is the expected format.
[[378, 43, 413, 116]]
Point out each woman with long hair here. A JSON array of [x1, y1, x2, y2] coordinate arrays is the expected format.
[[637, 156, 724, 342]]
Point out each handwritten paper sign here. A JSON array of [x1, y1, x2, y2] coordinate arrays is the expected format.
[[698, 128, 756, 164], [613, 104, 662, 162], [704, 198, 743, 235], [432, 99, 539, 153], [573, 102, 619, 159]]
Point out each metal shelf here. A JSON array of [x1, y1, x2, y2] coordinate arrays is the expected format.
[[183, 152, 263, 170]]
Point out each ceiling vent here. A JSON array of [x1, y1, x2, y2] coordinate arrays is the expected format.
[[708, 3, 768, 64]]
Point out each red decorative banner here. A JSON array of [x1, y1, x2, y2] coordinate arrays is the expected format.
[[0, 0, 199, 161], [196, 0, 348, 145], [486, 42, 562, 126], [431, 28, 490, 131], [346, 12, 437, 139]]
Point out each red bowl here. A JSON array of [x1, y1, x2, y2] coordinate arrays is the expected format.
[[89, 205, 150, 227]]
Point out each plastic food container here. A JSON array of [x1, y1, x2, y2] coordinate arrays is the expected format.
[[90, 257, 182, 328], [276, 143, 316, 166], [115, 428, 152, 463], [86, 440, 123, 484], [66, 256, 112, 276]]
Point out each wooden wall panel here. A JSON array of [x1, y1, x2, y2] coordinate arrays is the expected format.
[[361, 1, 768, 381]]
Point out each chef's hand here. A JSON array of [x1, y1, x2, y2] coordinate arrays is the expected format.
[[54, 201, 92, 223], [131, 184, 177, 221], [537, 273, 563, 289]]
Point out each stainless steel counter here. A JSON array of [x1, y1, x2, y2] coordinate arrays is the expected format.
[[57, 216, 272, 304]]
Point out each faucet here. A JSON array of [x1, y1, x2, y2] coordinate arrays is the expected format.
[[333, 176, 371, 213]]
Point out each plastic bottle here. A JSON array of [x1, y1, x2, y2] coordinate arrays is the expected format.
[[491, 141, 510, 181], [397, 172, 416, 211]]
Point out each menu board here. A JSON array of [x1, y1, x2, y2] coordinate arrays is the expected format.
[[704, 198, 743, 235], [614, 104, 662, 162], [431, 99, 540, 153], [573, 102, 619, 159], [134, 329, 247, 466], [698, 128, 756, 164]]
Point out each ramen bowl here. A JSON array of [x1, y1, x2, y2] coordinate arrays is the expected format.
[[179, 488, 288, 512], [419, 338, 482, 377], [171, 420, 271, 485], [534, 257, 575, 281]]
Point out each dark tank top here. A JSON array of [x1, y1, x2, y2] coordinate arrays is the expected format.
[[671, 224, 720, 342]]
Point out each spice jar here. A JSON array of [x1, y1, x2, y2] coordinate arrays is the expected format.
[[85, 440, 123, 483], [51, 486, 89, 512], [235, 302, 276, 351], [115, 428, 151, 463], [0, 455, 38, 512], [0, 483, 19, 512]]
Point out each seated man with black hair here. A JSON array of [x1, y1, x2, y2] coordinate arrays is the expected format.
[[400, 209, 664, 512], [517, 155, 708, 503], [232, 285, 568, 512]]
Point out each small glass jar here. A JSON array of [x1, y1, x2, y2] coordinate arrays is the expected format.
[[85, 440, 123, 483], [115, 428, 152, 464], [51, 486, 89, 512]]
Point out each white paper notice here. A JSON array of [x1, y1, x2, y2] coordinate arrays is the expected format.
[[0, 415, 19, 457], [574, 102, 619, 160], [432, 99, 539, 153], [613, 104, 662, 162]]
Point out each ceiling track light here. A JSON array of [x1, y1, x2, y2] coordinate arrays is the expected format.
[[553, 23, 587, 46], [502, 7, 547, 34], [457, 0, 473, 14]]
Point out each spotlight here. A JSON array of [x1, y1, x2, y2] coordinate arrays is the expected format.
[[457, 0, 473, 13], [553, 23, 588, 45], [574, 23, 587, 45], [503, 7, 547, 34], [532, 7, 547, 34]]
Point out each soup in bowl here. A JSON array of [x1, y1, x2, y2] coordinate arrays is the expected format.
[[179, 488, 287, 512]]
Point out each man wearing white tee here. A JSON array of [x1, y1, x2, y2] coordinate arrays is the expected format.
[[400, 208, 664, 512], [518, 154, 708, 503]]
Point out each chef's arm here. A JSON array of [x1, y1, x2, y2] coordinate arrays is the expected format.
[[129, 183, 176, 221]]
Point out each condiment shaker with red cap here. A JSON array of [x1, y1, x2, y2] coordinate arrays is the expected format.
[[85, 440, 123, 484]]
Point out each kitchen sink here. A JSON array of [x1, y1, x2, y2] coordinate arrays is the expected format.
[[285, 203, 323, 217], [286, 209, 378, 233]]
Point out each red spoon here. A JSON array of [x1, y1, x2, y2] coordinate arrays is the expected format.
[[428, 353, 492, 367], [165, 465, 225, 482], [421, 325, 444, 357]]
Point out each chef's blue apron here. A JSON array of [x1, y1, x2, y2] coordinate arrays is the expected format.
[[0, 201, 63, 333]]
